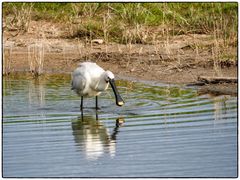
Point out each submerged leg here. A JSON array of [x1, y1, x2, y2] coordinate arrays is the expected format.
[[80, 96, 83, 111], [96, 110, 99, 120], [81, 109, 84, 121]]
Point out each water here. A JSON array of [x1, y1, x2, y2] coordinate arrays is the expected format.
[[3, 75, 237, 177]]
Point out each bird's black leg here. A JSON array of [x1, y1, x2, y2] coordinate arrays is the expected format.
[[96, 96, 100, 110], [80, 96, 83, 111]]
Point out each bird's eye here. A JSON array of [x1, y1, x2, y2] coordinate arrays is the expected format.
[[106, 77, 111, 83]]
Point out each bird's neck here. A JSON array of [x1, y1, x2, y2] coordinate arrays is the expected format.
[[95, 73, 108, 91]]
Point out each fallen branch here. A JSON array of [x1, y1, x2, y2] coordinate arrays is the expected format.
[[198, 84, 237, 96], [198, 76, 237, 84]]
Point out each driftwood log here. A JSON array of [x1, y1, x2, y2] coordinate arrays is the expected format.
[[198, 84, 237, 96], [186, 76, 237, 96], [197, 76, 237, 84]]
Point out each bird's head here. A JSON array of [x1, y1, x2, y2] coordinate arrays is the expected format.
[[105, 70, 115, 82]]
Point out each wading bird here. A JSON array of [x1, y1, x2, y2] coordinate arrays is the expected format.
[[71, 62, 124, 110]]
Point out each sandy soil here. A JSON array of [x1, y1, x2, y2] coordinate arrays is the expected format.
[[3, 20, 237, 96]]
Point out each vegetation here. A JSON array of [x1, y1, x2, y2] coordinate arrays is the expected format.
[[3, 2, 237, 44], [3, 2, 237, 76]]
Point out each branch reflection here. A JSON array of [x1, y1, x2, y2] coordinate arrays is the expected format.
[[72, 112, 124, 160]]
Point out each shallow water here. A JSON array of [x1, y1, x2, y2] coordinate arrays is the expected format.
[[3, 75, 237, 177]]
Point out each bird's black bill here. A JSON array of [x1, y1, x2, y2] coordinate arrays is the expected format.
[[109, 79, 124, 106]]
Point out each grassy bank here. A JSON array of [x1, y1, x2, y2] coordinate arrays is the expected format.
[[3, 2, 238, 77], [3, 2, 237, 43]]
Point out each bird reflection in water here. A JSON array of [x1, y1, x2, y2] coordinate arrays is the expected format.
[[72, 112, 124, 160]]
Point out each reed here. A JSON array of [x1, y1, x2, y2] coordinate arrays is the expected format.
[[27, 41, 46, 76], [3, 46, 13, 75], [4, 3, 33, 33]]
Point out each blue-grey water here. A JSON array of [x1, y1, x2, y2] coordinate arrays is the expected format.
[[3, 75, 237, 177]]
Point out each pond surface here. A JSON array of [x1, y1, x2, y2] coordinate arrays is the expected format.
[[3, 75, 237, 177]]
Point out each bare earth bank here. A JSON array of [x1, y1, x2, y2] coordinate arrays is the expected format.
[[3, 25, 237, 96]]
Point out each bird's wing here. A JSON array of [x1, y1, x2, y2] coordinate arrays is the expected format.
[[71, 71, 86, 93]]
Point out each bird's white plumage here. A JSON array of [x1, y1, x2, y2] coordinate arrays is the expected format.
[[71, 62, 111, 97]]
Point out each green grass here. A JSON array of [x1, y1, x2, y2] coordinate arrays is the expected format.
[[3, 2, 238, 44]]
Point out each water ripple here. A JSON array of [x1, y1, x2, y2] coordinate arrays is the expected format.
[[3, 76, 237, 177]]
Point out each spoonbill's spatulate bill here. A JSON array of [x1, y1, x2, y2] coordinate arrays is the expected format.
[[71, 62, 124, 110]]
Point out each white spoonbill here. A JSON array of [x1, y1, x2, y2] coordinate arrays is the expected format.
[[71, 62, 124, 110]]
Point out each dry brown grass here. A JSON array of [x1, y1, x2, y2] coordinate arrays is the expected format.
[[27, 41, 46, 76]]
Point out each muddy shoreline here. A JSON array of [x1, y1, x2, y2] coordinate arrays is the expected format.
[[3, 28, 237, 96]]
